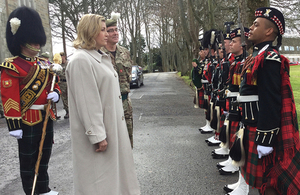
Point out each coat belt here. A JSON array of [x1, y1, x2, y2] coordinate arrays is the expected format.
[[237, 95, 259, 102], [30, 104, 47, 110], [122, 93, 128, 101]]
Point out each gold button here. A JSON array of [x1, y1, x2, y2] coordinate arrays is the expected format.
[[264, 132, 267, 135], [119, 95, 122, 99], [122, 116, 125, 120], [88, 131, 92, 135], [114, 74, 117, 77]]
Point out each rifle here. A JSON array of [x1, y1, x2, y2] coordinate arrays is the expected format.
[[238, 6, 247, 60]]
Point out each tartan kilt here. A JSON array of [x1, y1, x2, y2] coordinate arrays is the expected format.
[[241, 126, 300, 195], [229, 121, 240, 148], [219, 110, 225, 133], [241, 126, 262, 189], [18, 114, 54, 195], [225, 98, 230, 112], [198, 88, 205, 109]]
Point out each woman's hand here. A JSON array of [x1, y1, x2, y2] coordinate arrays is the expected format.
[[95, 139, 108, 152]]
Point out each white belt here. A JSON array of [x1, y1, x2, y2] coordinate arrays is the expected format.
[[237, 94, 259, 102], [226, 90, 239, 97], [201, 79, 209, 83], [30, 104, 47, 110]]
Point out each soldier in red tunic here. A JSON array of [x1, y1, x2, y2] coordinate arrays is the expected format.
[[0, 7, 60, 195]]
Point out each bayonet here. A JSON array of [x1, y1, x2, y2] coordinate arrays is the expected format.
[[238, 6, 246, 59]]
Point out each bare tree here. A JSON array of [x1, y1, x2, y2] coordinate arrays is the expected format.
[[49, 0, 299, 74]]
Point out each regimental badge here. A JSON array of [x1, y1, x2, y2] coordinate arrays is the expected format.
[[237, 29, 241, 35], [264, 9, 272, 17], [32, 80, 41, 91], [198, 68, 202, 75], [2, 79, 12, 88]]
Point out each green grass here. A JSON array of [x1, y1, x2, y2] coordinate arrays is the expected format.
[[177, 72, 194, 89], [178, 65, 300, 127]]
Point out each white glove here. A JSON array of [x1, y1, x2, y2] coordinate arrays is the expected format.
[[257, 145, 273, 159], [47, 92, 59, 102], [52, 63, 63, 72], [9, 129, 23, 139]]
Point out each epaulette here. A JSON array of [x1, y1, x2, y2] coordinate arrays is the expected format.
[[5, 56, 18, 63], [0, 61, 19, 74], [266, 51, 281, 63]]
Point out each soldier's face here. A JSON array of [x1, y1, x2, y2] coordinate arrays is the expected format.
[[199, 50, 206, 60], [107, 26, 119, 45], [248, 17, 268, 45], [21, 43, 40, 57], [224, 39, 231, 54], [229, 37, 243, 56]]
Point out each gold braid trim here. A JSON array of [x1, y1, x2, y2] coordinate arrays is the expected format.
[[1, 62, 19, 74]]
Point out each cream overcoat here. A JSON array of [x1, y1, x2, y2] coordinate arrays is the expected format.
[[66, 49, 140, 195]]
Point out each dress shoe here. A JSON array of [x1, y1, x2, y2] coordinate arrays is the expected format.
[[225, 172, 249, 195], [206, 135, 221, 145], [200, 129, 213, 134], [219, 163, 239, 175], [40, 190, 59, 195], [212, 147, 229, 155], [224, 184, 235, 193], [212, 153, 228, 159], [216, 157, 232, 169], [212, 147, 229, 159], [207, 140, 221, 146], [205, 135, 214, 143], [55, 115, 61, 120], [64, 113, 69, 119], [199, 120, 214, 134]]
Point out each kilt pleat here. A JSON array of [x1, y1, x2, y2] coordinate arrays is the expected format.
[[229, 121, 240, 148], [241, 125, 300, 195], [198, 88, 205, 109]]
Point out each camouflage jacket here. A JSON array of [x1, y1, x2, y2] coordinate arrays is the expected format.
[[57, 61, 68, 81], [102, 45, 133, 94]]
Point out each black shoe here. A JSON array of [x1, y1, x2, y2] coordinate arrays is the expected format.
[[211, 153, 229, 159], [207, 141, 221, 146], [56, 115, 61, 120], [223, 184, 234, 193], [64, 113, 69, 119], [200, 129, 213, 134], [216, 163, 225, 169], [219, 168, 238, 175]]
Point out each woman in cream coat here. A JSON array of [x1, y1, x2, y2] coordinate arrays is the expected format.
[[66, 14, 140, 195]]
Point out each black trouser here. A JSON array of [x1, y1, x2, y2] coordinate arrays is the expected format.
[[18, 114, 53, 195]]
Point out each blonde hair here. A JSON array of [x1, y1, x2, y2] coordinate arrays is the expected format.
[[53, 53, 62, 64], [73, 14, 106, 50]]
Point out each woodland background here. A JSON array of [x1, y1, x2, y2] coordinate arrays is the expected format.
[[49, 0, 300, 75]]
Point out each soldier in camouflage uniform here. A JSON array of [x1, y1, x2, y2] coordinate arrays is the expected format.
[[102, 13, 134, 148], [57, 52, 69, 119]]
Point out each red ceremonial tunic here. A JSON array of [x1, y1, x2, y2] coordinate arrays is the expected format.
[[0, 56, 61, 131]]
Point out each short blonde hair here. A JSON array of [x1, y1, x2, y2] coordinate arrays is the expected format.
[[73, 14, 105, 50], [53, 53, 62, 64]]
